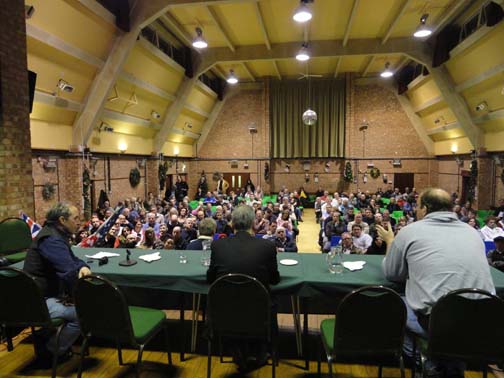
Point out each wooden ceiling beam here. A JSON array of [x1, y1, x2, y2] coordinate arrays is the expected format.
[[334, 57, 342, 78], [381, 0, 414, 45], [254, 2, 271, 50], [455, 62, 504, 93], [120, 71, 176, 102], [34, 90, 83, 112], [241, 62, 256, 82], [197, 37, 427, 76], [361, 55, 375, 77], [164, 0, 258, 7], [431, 0, 472, 36], [272, 61, 282, 80], [342, 0, 360, 47], [72, 0, 116, 27], [159, 13, 195, 49], [206, 6, 235, 52]]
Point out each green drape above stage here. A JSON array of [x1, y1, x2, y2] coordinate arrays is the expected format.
[[269, 78, 346, 158]]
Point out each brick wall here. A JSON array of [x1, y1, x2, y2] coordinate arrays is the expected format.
[[0, 0, 34, 219]]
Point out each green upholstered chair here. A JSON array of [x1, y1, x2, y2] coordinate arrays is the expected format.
[[318, 286, 406, 378], [381, 198, 390, 205], [413, 288, 504, 378], [74, 275, 172, 378], [0, 217, 32, 264], [0, 267, 66, 378], [206, 273, 277, 378]]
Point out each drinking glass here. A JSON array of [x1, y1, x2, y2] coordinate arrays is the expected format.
[[326, 245, 343, 274], [179, 251, 187, 264], [201, 239, 212, 267]]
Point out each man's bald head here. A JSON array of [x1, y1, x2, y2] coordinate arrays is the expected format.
[[419, 188, 452, 215]]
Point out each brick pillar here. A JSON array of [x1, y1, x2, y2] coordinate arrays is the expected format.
[[146, 159, 159, 197], [58, 157, 83, 213], [0, 0, 34, 219], [476, 156, 493, 210]]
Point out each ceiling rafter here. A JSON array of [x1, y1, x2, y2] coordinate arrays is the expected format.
[[272, 61, 282, 80], [362, 55, 376, 77], [381, 0, 414, 45], [75, 0, 116, 26], [254, 1, 271, 50], [206, 5, 235, 52], [159, 13, 195, 49], [165, 0, 258, 7], [342, 0, 360, 47], [241, 62, 256, 82], [455, 62, 504, 93], [431, 0, 472, 36], [197, 37, 427, 76], [334, 57, 342, 78], [120, 71, 176, 102]]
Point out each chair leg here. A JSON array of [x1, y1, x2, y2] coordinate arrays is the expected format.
[[327, 357, 333, 378], [5, 327, 13, 352], [51, 324, 64, 378], [272, 342, 276, 378], [136, 344, 145, 378], [218, 337, 224, 363], [164, 324, 172, 366], [317, 341, 321, 377], [117, 342, 124, 365], [207, 339, 212, 378], [399, 355, 405, 378], [483, 367, 487, 378], [77, 336, 89, 378], [378, 365, 383, 378]]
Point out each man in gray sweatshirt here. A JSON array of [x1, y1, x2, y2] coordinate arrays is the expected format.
[[378, 188, 495, 378]]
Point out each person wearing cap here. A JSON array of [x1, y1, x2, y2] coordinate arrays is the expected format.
[[487, 236, 504, 272], [273, 226, 298, 253]]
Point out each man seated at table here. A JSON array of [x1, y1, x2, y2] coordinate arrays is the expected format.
[[207, 205, 280, 371], [273, 226, 298, 253], [487, 236, 504, 272], [186, 218, 216, 250], [24, 203, 92, 363], [377, 187, 495, 378]]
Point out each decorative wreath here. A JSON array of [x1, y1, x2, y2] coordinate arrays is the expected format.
[[369, 167, 381, 179], [129, 168, 141, 187], [42, 183, 55, 201]]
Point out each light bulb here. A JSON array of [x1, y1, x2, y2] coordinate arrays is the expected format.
[[293, 2, 312, 23]]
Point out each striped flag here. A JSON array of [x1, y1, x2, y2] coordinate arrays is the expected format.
[[19, 211, 42, 239], [78, 206, 124, 248]]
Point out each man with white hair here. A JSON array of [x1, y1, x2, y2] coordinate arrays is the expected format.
[[274, 226, 298, 252]]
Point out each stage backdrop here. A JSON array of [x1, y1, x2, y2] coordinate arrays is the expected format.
[[269, 78, 345, 158]]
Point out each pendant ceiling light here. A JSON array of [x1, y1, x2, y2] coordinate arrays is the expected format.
[[380, 62, 394, 78], [192, 27, 208, 49], [296, 43, 310, 61], [226, 69, 238, 85], [302, 65, 317, 126], [293, 0, 313, 23], [413, 13, 432, 38]]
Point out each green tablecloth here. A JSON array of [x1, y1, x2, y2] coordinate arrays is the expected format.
[[72, 248, 504, 298]]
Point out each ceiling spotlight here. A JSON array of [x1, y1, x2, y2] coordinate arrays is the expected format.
[[380, 62, 393, 78], [296, 44, 310, 61], [413, 14, 432, 38], [293, 0, 313, 23], [226, 69, 238, 85], [192, 27, 208, 49], [151, 110, 161, 119]]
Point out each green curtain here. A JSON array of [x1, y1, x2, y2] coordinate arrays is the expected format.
[[269, 78, 345, 158]]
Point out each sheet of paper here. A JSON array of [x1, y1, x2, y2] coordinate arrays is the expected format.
[[138, 251, 161, 263], [343, 261, 366, 271], [85, 251, 121, 259]]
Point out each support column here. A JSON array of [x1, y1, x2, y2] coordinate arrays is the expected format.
[[476, 156, 493, 210]]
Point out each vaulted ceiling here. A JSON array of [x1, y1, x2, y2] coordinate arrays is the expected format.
[[26, 0, 504, 157]]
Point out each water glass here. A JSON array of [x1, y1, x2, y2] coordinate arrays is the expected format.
[[201, 239, 212, 267], [326, 246, 343, 274], [179, 251, 187, 264]]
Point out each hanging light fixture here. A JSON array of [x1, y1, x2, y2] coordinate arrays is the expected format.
[[192, 27, 208, 49], [293, 0, 313, 23], [302, 65, 317, 126], [226, 69, 238, 84], [413, 14, 432, 38], [296, 43, 310, 61], [380, 62, 394, 78]]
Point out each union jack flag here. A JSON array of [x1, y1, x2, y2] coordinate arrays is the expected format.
[[78, 206, 124, 248], [19, 212, 42, 239]]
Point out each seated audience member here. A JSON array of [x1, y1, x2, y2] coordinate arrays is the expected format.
[[366, 235, 387, 255], [172, 226, 188, 250], [487, 236, 504, 272], [277, 210, 293, 233], [204, 202, 214, 218], [362, 208, 375, 225], [314, 197, 322, 223], [75, 228, 89, 245], [142, 212, 160, 235], [274, 226, 298, 253], [262, 220, 278, 241], [203, 191, 216, 203], [467, 218, 484, 240], [119, 232, 139, 248], [181, 218, 198, 241], [214, 212, 231, 235], [340, 232, 360, 254], [253, 209, 270, 235], [453, 204, 468, 222], [369, 213, 384, 238], [140, 228, 163, 249], [159, 223, 170, 242], [481, 216, 504, 241], [323, 211, 346, 252], [164, 239, 175, 249], [95, 226, 117, 248], [186, 218, 216, 250], [382, 209, 397, 228], [347, 212, 370, 234], [378, 188, 495, 378], [386, 197, 401, 212], [351, 224, 372, 253], [24, 203, 91, 361], [88, 214, 101, 234], [166, 213, 181, 236], [178, 207, 188, 224]]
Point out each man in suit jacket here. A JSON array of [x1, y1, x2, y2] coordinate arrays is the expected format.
[[207, 205, 280, 287], [186, 218, 216, 250]]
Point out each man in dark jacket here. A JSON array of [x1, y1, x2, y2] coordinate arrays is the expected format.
[[274, 226, 298, 252], [186, 218, 216, 250], [487, 236, 504, 271], [24, 203, 91, 359]]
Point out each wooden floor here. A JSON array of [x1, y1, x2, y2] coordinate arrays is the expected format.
[[0, 209, 500, 378]]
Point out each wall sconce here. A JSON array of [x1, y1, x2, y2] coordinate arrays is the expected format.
[[314, 172, 319, 183], [173, 146, 180, 156], [285, 164, 291, 173], [324, 162, 330, 173], [451, 144, 458, 154], [118, 142, 127, 153], [455, 157, 463, 167]]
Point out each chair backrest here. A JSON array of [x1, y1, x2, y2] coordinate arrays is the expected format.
[[485, 241, 496, 253], [0, 267, 51, 327], [207, 273, 272, 340], [0, 218, 32, 254], [74, 275, 135, 344], [330, 236, 341, 246], [333, 286, 406, 357], [428, 288, 504, 364]]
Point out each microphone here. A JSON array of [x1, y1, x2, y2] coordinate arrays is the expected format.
[[119, 249, 137, 267]]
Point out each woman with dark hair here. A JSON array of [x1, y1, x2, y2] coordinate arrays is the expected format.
[[366, 235, 387, 255]]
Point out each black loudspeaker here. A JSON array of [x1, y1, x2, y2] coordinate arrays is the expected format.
[[28, 70, 36, 113]]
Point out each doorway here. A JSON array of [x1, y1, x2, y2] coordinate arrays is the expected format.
[[223, 173, 250, 194], [393, 173, 414, 192]]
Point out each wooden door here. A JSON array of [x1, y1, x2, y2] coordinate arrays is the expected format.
[[393, 173, 414, 192], [223, 173, 250, 194]]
